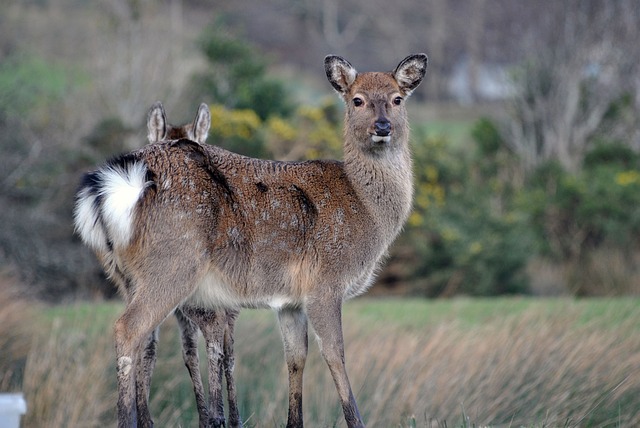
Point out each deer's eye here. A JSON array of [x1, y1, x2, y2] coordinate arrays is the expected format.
[[353, 97, 364, 107], [393, 96, 403, 106]]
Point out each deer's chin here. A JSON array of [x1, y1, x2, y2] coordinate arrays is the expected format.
[[371, 135, 391, 144]]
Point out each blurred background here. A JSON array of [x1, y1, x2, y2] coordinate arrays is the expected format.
[[1, 0, 639, 301], [1, 1, 640, 427]]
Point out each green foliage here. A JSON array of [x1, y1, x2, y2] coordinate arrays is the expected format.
[[406, 130, 532, 296], [422, 115, 640, 296], [208, 104, 267, 158], [0, 53, 69, 124], [522, 145, 640, 258], [192, 25, 294, 121], [584, 140, 638, 169], [471, 117, 504, 156]]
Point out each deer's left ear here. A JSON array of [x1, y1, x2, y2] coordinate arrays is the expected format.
[[394, 54, 428, 96], [147, 101, 167, 143]]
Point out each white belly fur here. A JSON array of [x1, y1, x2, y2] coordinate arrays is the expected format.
[[185, 272, 297, 310]]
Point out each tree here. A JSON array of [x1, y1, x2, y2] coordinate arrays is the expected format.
[[505, 0, 640, 171]]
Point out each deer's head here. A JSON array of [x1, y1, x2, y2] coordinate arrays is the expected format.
[[325, 54, 427, 151]]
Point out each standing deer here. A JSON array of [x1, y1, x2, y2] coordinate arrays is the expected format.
[[73, 53, 427, 428], [140, 101, 242, 428]]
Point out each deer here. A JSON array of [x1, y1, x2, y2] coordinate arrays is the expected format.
[[139, 101, 242, 428], [73, 53, 427, 428]]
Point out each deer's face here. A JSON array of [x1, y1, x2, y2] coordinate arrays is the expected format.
[[346, 73, 407, 147], [325, 54, 427, 150]]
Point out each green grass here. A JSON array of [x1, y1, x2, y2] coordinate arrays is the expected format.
[[344, 296, 640, 332], [9, 296, 640, 427], [416, 119, 476, 148]]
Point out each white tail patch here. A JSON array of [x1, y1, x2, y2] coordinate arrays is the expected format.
[[74, 160, 149, 253], [98, 162, 149, 249], [74, 186, 109, 252]]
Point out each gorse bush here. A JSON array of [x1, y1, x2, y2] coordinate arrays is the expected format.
[[405, 128, 533, 297], [452, 111, 640, 296], [208, 104, 266, 157], [520, 141, 640, 295], [209, 100, 343, 162]]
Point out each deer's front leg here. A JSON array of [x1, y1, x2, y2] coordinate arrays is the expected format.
[[306, 297, 364, 428], [185, 307, 227, 428], [175, 308, 210, 428], [223, 309, 242, 428], [277, 307, 309, 428]]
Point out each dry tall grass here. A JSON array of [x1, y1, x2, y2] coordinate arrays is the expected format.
[[233, 303, 640, 427], [20, 316, 116, 427], [0, 271, 34, 391], [2, 289, 639, 427]]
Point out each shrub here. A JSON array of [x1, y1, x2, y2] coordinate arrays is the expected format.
[[191, 25, 294, 121], [405, 131, 533, 296], [208, 104, 267, 158], [519, 141, 640, 294]]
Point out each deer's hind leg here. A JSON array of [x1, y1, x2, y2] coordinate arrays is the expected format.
[[135, 327, 159, 428], [114, 259, 206, 428]]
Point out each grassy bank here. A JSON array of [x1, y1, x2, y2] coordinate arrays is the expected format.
[[4, 291, 639, 427]]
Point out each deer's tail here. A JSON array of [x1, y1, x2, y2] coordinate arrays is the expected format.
[[74, 153, 152, 254]]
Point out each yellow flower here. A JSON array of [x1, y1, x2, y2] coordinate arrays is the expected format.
[[297, 105, 324, 122], [266, 117, 297, 141], [442, 227, 459, 242], [408, 212, 423, 227], [469, 241, 483, 255], [209, 104, 261, 140], [615, 170, 640, 186]]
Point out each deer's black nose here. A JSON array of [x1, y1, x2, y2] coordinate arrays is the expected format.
[[374, 119, 391, 136]]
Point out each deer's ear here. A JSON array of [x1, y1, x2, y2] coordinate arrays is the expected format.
[[325, 55, 357, 95], [192, 103, 211, 144], [147, 101, 167, 143], [394, 54, 428, 96]]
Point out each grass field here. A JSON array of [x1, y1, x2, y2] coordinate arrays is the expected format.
[[5, 292, 637, 428]]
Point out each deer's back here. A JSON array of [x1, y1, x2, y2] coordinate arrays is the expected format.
[[128, 140, 382, 304]]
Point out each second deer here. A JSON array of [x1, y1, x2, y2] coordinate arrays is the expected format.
[[140, 102, 242, 428], [74, 53, 427, 428]]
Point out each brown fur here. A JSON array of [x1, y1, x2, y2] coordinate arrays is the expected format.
[[75, 54, 427, 428]]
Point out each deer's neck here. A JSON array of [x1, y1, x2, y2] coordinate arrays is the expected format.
[[343, 136, 413, 240]]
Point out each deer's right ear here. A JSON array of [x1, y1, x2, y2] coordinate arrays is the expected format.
[[325, 55, 357, 95], [192, 103, 211, 144], [147, 102, 167, 143]]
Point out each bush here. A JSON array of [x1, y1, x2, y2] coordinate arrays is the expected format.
[[190, 25, 294, 121], [205, 98, 343, 163], [519, 142, 640, 294], [523, 145, 640, 255], [208, 104, 267, 158], [405, 131, 533, 296]]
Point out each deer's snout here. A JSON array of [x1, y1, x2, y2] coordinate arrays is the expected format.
[[374, 118, 391, 136]]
